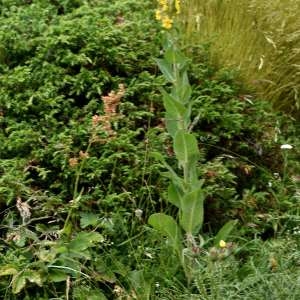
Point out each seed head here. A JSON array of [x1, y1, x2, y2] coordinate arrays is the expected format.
[[79, 150, 89, 159], [69, 157, 79, 167], [16, 197, 31, 223], [92, 114, 101, 127]]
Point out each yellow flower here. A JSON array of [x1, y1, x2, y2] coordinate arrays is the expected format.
[[162, 16, 173, 29], [155, 9, 162, 21], [158, 0, 167, 6], [175, 0, 181, 14], [162, 3, 168, 12], [219, 240, 227, 248]]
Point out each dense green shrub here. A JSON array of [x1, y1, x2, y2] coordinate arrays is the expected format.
[[0, 1, 163, 298]]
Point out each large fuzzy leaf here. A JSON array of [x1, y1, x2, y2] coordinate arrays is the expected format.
[[164, 47, 188, 72], [12, 273, 26, 294], [162, 91, 188, 137], [171, 71, 192, 104], [179, 188, 204, 234], [167, 182, 183, 208], [69, 232, 104, 252], [174, 130, 199, 167], [148, 213, 182, 252], [155, 58, 175, 82]]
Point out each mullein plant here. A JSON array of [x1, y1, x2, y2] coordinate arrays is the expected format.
[[149, 0, 237, 282]]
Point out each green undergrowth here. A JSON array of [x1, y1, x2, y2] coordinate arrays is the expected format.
[[0, 0, 299, 299]]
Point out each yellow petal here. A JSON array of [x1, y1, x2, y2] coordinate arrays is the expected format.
[[155, 10, 162, 20], [175, 0, 181, 14], [219, 240, 227, 248]]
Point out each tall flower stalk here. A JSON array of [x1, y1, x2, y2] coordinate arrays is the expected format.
[[148, 38, 205, 282], [148, 5, 237, 283], [155, 0, 181, 29]]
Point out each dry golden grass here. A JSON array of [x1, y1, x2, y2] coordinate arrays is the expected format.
[[181, 0, 300, 115]]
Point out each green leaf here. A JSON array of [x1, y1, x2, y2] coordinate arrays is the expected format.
[[48, 270, 68, 283], [162, 91, 189, 137], [128, 270, 151, 299], [80, 212, 99, 228], [165, 114, 181, 139], [171, 72, 192, 104], [11, 269, 43, 294], [174, 130, 199, 166], [154, 58, 175, 82], [12, 273, 26, 294], [167, 182, 183, 208], [214, 220, 238, 246], [25, 270, 42, 286], [0, 265, 18, 276], [148, 213, 182, 251], [93, 270, 116, 284], [164, 47, 188, 72], [163, 91, 186, 119], [180, 188, 204, 234], [36, 248, 57, 262], [69, 232, 104, 252]]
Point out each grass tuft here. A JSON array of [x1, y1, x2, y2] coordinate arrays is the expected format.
[[181, 0, 300, 115]]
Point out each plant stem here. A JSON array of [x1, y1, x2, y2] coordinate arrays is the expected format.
[[62, 140, 93, 235]]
